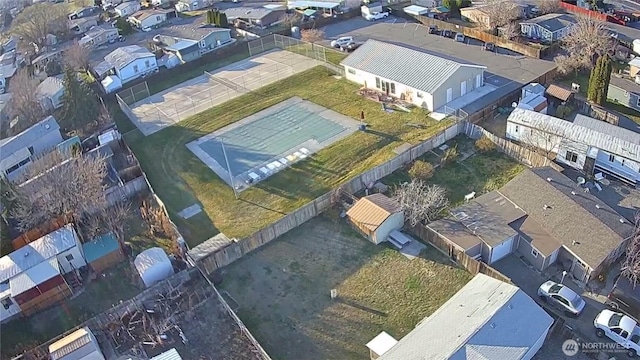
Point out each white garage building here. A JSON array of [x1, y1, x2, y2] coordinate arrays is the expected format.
[[340, 39, 486, 112]]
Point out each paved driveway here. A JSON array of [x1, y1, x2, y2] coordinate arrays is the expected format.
[[492, 256, 619, 356]]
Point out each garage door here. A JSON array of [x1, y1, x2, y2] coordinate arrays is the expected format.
[[490, 238, 514, 264]]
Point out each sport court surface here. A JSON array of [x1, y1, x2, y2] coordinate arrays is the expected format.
[[187, 97, 360, 191], [128, 50, 321, 136]]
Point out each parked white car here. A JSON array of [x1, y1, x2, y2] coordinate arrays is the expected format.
[[594, 310, 640, 357], [364, 11, 389, 21], [330, 36, 353, 48], [141, 27, 151, 32], [537, 280, 586, 316]]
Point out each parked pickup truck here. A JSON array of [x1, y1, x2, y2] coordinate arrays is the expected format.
[[364, 12, 389, 21], [594, 310, 640, 357]]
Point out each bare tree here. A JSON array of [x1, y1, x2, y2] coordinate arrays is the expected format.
[[140, 199, 176, 239], [81, 201, 131, 243], [622, 214, 640, 286], [279, 13, 301, 28], [501, 22, 520, 41], [301, 28, 325, 43], [480, 0, 521, 30], [6, 150, 108, 232], [537, 0, 562, 15], [556, 16, 612, 75], [11, 3, 69, 48], [519, 121, 565, 158], [63, 41, 90, 71], [6, 69, 44, 135], [395, 180, 449, 226], [554, 54, 584, 76]]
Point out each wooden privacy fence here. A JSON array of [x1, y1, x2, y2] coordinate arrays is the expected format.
[[468, 123, 563, 171], [408, 15, 542, 58], [12, 214, 73, 250], [576, 97, 620, 126], [190, 122, 466, 274], [411, 224, 512, 284]]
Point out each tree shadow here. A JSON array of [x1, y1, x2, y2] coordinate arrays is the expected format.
[[335, 297, 388, 317]]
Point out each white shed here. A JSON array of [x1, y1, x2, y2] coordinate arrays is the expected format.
[[49, 327, 105, 360], [134, 247, 174, 288], [346, 193, 404, 245], [101, 75, 122, 94]]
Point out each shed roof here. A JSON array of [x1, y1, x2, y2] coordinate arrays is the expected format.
[[521, 13, 576, 33], [0, 224, 78, 283], [545, 84, 573, 102], [341, 39, 485, 95], [499, 167, 633, 269], [0, 115, 60, 162], [403, 5, 429, 16], [379, 274, 553, 360], [151, 348, 183, 360], [507, 108, 640, 163], [366, 332, 398, 357], [346, 193, 401, 232], [629, 57, 640, 68], [134, 247, 171, 275], [9, 257, 60, 296], [83, 232, 120, 263], [49, 327, 102, 360], [104, 45, 154, 70], [36, 75, 64, 99]]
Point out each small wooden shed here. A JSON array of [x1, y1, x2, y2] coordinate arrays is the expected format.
[[82, 232, 125, 273], [346, 193, 404, 245]]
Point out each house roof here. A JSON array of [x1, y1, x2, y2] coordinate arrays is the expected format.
[[116, 2, 137, 10], [84, 24, 118, 39], [609, 75, 640, 95], [104, 45, 154, 70], [545, 84, 573, 102], [36, 75, 64, 99], [151, 348, 183, 360], [49, 327, 102, 360], [83, 232, 120, 263], [340, 39, 486, 95], [499, 167, 633, 268], [130, 9, 171, 22], [0, 224, 78, 283], [379, 274, 553, 360], [521, 13, 576, 33], [507, 108, 640, 163], [427, 217, 483, 251], [9, 257, 60, 296], [449, 191, 524, 247], [224, 7, 276, 20], [158, 24, 230, 42], [0, 115, 60, 162], [346, 193, 401, 232], [509, 215, 561, 256]]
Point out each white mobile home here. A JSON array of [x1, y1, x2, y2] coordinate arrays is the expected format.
[[340, 39, 486, 112], [506, 108, 640, 185]]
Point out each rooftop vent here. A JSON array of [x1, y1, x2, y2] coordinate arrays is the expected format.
[[620, 218, 626, 223], [489, 323, 496, 329], [571, 191, 576, 195], [543, 204, 552, 210], [23, 251, 29, 257], [596, 204, 601, 209], [546, 177, 553, 182]]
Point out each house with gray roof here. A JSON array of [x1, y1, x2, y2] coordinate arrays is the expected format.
[[506, 108, 640, 184], [0, 116, 63, 182], [153, 25, 232, 63], [427, 167, 633, 282], [340, 39, 486, 112], [520, 13, 576, 43], [36, 75, 65, 111], [607, 75, 640, 114], [367, 273, 553, 360], [223, 7, 285, 28], [95, 45, 158, 86]]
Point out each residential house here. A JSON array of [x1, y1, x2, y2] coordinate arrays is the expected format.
[[520, 13, 576, 43], [95, 45, 158, 86], [69, 16, 99, 34], [607, 74, 640, 113], [460, 4, 525, 28], [345, 193, 404, 245], [0, 116, 63, 182], [79, 25, 120, 48], [128, 9, 175, 29], [628, 58, 640, 77], [341, 39, 486, 112], [175, 0, 200, 13], [224, 7, 285, 28], [0, 50, 20, 93], [36, 75, 65, 112], [427, 168, 634, 282], [115, 1, 141, 17], [153, 25, 233, 63], [49, 327, 106, 360], [506, 108, 640, 184], [367, 274, 553, 359], [0, 225, 86, 321], [68, 6, 100, 20]]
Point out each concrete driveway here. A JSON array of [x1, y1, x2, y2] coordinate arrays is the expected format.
[[492, 256, 621, 357]]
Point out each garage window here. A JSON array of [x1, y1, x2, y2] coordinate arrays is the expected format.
[[531, 248, 539, 258], [565, 150, 578, 163], [348, 68, 356, 75]]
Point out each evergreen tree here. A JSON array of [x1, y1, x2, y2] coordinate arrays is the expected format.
[[219, 12, 228, 28], [588, 55, 612, 106], [601, 55, 613, 104], [205, 9, 215, 24], [61, 66, 98, 130], [587, 57, 602, 104], [214, 10, 221, 26]]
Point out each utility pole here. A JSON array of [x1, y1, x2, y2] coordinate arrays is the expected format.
[[220, 138, 238, 199]]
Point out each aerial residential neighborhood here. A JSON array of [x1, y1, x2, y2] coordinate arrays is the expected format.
[[3, 0, 640, 359]]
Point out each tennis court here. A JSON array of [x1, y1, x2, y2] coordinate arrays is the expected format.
[[128, 50, 321, 136], [186, 97, 360, 191]]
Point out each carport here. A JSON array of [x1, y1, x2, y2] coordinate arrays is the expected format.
[[403, 5, 429, 16], [288, 1, 340, 15]]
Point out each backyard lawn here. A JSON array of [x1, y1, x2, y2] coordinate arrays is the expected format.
[[219, 216, 472, 360], [126, 66, 452, 245], [383, 137, 526, 204]]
